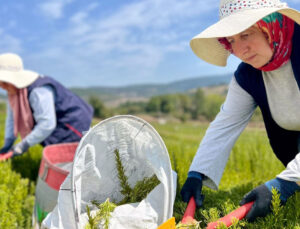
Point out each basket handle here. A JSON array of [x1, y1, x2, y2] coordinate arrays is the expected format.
[[40, 163, 49, 181]]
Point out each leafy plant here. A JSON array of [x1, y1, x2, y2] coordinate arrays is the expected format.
[[85, 199, 117, 229], [114, 148, 160, 204], [0, 161, 35, 229], [85, 149, 160, 228], [176, 220, 201, 228], [114, 149, 132, 203], [271, 187, 284, 223]]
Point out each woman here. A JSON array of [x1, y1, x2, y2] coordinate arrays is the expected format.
[[181, 0, 300, 222], [0, 53, 93, 157]]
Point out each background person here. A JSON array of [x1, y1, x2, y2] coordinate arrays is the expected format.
[[0, 53, 93, 157], [181, 0, 300, 222]]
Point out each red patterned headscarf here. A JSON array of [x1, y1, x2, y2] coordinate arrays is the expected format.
[[218, 12, 295, 71]]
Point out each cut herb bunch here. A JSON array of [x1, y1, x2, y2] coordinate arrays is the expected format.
[[85, 149, 160, 229]]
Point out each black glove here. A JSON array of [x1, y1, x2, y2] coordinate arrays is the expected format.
[[0, 137, 15, 154], [240, 184, 272, 222], [240, 178, 300, 222], [180, 171, 204, 207], [12, 140, 30, 157]]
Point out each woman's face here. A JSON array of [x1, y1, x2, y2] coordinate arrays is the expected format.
[[226, 25, 274, 68], [0, 82, 18, 95]]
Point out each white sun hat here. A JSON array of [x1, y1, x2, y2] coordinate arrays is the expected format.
[[190, 0, 300, 66], [0, 53, 39, 88]]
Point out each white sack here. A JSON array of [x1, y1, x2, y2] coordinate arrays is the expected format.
[[42, 115, 177, 229]]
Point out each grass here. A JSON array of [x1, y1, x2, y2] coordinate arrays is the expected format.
[[153, 121, 299, 228], [0, 115, 299, 228]]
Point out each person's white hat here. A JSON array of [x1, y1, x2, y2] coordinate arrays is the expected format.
[[190, 0, 300, 66], [0, 53, 39, 88]]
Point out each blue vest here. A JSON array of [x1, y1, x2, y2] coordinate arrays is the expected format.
[[27, 76, 94, 146], [234, 22, 300, 166]]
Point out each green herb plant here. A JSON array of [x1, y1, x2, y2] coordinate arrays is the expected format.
[[85, 149, 160, 228]]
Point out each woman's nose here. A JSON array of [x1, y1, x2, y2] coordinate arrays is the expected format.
[[233, 40, 249, 57]]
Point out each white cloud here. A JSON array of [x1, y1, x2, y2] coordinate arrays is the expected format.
[[26, 0, 221, 86], [0, 29, 22, 53], [97, 0, 218, 29], [70, 2, 98, 24], [70, 11, 88, 24], [38, 0, 73, 19], [64, 0, 217, 55], [69, 2, 99, 36]]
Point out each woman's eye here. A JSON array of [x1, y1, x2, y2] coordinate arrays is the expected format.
[[227, 39, 234, 44], [241, 34, 249, 39]]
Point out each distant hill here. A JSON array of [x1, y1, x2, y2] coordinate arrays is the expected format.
[[0, 74, 233, 107], [71, 74, 233, 106]]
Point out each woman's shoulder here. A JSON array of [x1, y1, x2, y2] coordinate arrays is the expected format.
[[235, 62, 261, 80], [234, 62, 262, 91]]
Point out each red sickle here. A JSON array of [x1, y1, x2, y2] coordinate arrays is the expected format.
[[181, 197, 254, 228], [181, 196, 197, 224], [0, 151, 13, 161], [206, 201, 254, 228]]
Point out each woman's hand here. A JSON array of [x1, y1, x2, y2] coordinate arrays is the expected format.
[[180, 171, 204, 208], [12, 140, 30, 157], [239, 184, 272, 222], [240, 178, 300, 222], [0, 137, 15, 154]]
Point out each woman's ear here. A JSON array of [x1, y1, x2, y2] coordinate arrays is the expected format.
[[255, 23, 271, 44], [263, 30, 270, 42]]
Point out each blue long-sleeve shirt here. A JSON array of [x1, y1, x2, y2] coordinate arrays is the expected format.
[[5, 86, 56, 146]]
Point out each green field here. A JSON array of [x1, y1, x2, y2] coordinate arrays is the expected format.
[[0, 117, 299, 228], [154, 121, 300, 228]]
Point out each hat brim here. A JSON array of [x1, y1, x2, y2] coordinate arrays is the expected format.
[[190, 7, 300, 66], [0, 69, 39, 88]]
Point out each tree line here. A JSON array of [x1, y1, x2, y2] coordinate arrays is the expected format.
[[0, 88, 262, 123], [89, 88, 263, 122]]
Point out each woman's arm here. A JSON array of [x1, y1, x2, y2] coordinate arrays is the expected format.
[[5, 101, 16, 140], [277, 153, 300, 184], [23, 86, 56, 146], [189, 76, 257, 190], [0, 102, 16, 153]]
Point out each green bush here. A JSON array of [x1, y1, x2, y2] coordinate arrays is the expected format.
[[116, 101, 147, 115], [89, 96, 111, 119], [11, 144, 43, 181], [143, 90, 227, 122], [0, 112, 43, 228], [0, 161, 35, 229], [202, 94, 224, 121]]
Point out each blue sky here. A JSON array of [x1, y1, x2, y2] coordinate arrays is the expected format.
[[1, 0, 300, 87]]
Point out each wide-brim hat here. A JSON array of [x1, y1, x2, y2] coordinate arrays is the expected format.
[[0, 53, 39, 88], [190, 0, 300, 66]]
